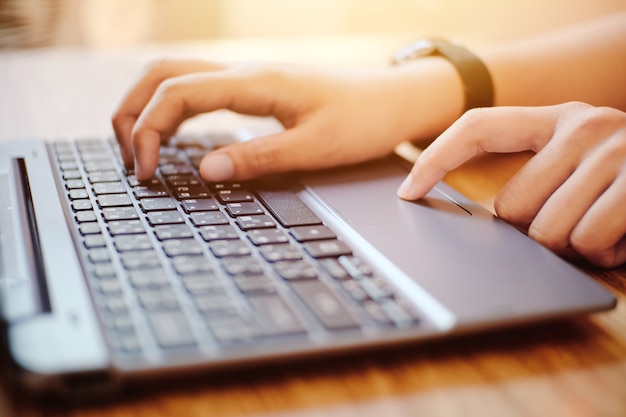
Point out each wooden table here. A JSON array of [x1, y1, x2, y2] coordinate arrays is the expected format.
[[1, 37, 625, 417]]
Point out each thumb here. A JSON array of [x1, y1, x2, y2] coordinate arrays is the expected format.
[[198, 129, 309, 182]]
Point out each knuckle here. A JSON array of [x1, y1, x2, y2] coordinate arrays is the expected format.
[[569, 234, 619, 268], [247, 138, 281, 176], [527, 224, 569, 253]]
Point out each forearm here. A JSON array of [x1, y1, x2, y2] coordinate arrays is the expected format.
[[483, 12, 626, 110]]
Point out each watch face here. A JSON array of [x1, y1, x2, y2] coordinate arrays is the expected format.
[[392, 39, 437, 65]]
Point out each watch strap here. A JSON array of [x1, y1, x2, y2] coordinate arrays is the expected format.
[[393, 38, 494, 112]]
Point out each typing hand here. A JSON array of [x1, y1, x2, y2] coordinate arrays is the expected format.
[[398, 102, 626, 267], [112, 59, 447, 183]]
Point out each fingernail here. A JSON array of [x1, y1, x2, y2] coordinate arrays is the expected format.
[[397, 175, 415, 200], [200, 153, 234, 182]]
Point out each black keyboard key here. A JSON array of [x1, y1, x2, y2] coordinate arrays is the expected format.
[[147, 310, 196, 349], [198, 225, 239, 241], [225, 202, 264, 217], [172, 255, 213, 275], [303, 240, 352, 258], [256, 191, 322, 227], [290, 225, 336, 242], [235, 215, 275, 230], [181, 198, 218, 212], [247, 229, 289, 245], [216, 189, 253, 203], [248, 295, 306, 336], [146, 211, 184, 225], [133, 185, 168, 199], [162, 239, 203, 257], [140, 197, 177, 211], [190, 211, 229, 226], [259, 244, 302, 262], [274, 260, 318, 281], [209, 240, 251, 258], [290, 280, 359, 330], [173, 185, 210, 199], [153, 224, 193, 240]]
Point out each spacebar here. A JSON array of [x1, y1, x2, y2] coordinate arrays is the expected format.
[[256, 190, 322, 227]]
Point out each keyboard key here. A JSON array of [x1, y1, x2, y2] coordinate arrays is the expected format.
[[209, 240, 251, 258], [89, 171, 120, 183], [93, 181, 125, 195], [206, 315, 262, 343], [146, 310, 196, 349], [97, 193, 133, 208], [140, 197, 177, 211], [146, 211, 184, 225], [120, 251, 160, 270], [193, 294, 238, 316], [198, 225, 239, 241], [235, 215, 275, 230], [133, 185, 168, 199], [69, 188, 89, 199], [153, 224, 193, 240], [172, 185, 210, 199], [247, 229, 289, 245], [79, 223, 101, 235], [248, 295, 306, 336], [190, 211, 229, 226], [221, 256, 263, 275], [84, 234, 106, 249], [259, 244, 302, 262], [108, 220, 145, 235], [274, 260, 318, 281], [137, 288, 179, 311], [256, 191, 322, 227], [162, 239, 203, 257], [72, 199, 92, 211], [303, 240, 352, 258], [172, 255, 213, 275], [225, 202, 264, 217], [181, 198, 218, 212], [113, 234, 153, 252], [290, 280, 360, 330], [233, 274, 276, 294], [76, 210, 97, 222], [216, 189, 253, 203], [102, 206, 139, 221], [182, 274, 225, 296], [129, 269, 169, 289], [290, 225, 336, 242]]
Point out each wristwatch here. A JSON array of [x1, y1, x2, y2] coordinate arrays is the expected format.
[[392, 37, 494, 112]]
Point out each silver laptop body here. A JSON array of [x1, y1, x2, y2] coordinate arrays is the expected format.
[[0, 136, 616, 397]]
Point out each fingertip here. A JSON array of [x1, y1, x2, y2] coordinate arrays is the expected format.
[[132, 128, 161, 180], [199, 152, 235, 182]]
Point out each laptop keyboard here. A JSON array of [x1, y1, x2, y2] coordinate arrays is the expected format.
[[50, 137, 420, 361]]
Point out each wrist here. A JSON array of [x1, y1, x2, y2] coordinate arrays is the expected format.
[[392, 57, 465, 144]]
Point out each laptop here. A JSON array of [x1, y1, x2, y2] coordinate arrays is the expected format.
[[0, 130, 616, 398]]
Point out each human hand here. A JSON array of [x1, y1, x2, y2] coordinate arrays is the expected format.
[[112, 58, 459, 182], [398, 102, 626, 268]]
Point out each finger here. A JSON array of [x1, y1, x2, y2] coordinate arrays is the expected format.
[[131, 68, 291, 179], [494, 104, 625, 230], [112, 59, 226, 165], [526, 131, 625, 258], [199, 124, 335, 182], [397, 106, 558, 200], [571, 174, 626, 267]]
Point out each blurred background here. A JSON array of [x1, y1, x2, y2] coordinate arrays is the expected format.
[[2, 0, 626, 49]]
